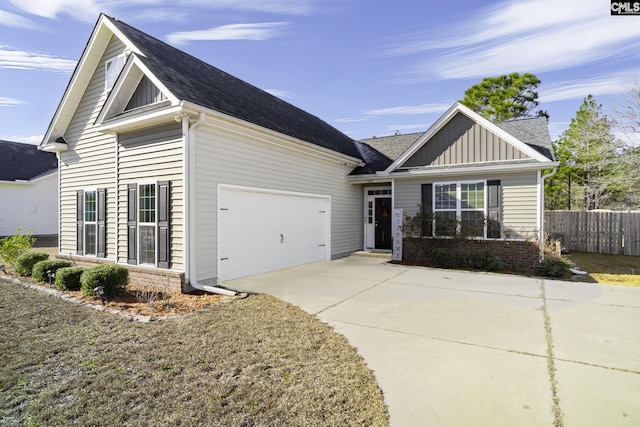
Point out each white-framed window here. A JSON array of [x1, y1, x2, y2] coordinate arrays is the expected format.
[[433, 181, 485, 238], [105, 53, 126, 91], [84, 189, 97, 255], [127, 180, 170, 268], [138, 183, 156, 265]]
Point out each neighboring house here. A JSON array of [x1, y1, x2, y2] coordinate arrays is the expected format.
[[39, 14, 557, 294], [0, 140, 58, 238]]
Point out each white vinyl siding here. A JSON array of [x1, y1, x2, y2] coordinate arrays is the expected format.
[[0, 173, 58, 237], [502, 172, 539, 238], [193, 121, 362, 282], [394, 172, 539, 239], [117, 124, 184, 270], [58, 36, 125, 258]]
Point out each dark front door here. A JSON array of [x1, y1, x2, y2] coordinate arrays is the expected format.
[[374, 197, 392, 249]]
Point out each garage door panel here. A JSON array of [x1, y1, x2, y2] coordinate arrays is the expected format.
[[219, 187, 329, 281]]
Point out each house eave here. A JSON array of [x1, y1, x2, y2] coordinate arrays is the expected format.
[[0, 170, 57, 185], [347, 160, 559, 182], [180, 100, 364, 167], [40, 141, 68, 153], [93, 105, 184, 134]]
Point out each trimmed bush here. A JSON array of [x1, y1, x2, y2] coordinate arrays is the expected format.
[[80, 264, 129, 297], [55, 267, 85, 291], [535, 256, 572, 280], [466, 250, 501, 272], [433, 248, 455, 269], [32, 259, 72, 283], [14, 252, 50, 276]]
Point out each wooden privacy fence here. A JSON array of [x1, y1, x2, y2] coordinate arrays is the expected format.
[[545, 210, 640, 255]]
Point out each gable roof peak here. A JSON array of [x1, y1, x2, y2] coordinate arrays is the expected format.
[[104, 16, 363, 160]]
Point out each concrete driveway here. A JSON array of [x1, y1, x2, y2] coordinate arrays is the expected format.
[[226, 255, 640, 427]]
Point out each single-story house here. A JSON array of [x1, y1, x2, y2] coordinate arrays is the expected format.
[[0, 140, 58, 238], [39, 14, 558, 294]]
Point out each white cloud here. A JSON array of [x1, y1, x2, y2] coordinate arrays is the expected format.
[[336, 102, 450, 125], [8, 0, 340, 22], [0, 97, 27, 107], [0, 134, 43, 144], [0, 45, 76, 72], [0, 9, 41, 29], [385, 0, 640, 80], [9, 0, 100, 21], [264, 88, 294, 99], [167, 22, 289, 45], [335, 117, 369, 123], [364, 102, 450, 117], [540, 72, 640, 103]]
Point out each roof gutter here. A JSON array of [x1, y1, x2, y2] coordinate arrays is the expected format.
[[182, 111, 237, 296]]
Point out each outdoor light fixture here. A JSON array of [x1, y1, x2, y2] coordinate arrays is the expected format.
[[93, 286, 106, 305], [46, 269, 55, 286]]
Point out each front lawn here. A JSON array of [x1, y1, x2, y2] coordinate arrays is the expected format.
[[568, 252, 640, 287], [0, 280, 388, 426]]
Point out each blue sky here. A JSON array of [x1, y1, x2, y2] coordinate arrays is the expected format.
[[1, 0, 639, 145]]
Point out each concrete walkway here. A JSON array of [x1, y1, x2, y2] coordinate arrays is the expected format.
[[226, 255, 640, 426]]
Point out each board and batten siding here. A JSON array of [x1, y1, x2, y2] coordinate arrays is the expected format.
[[394, 172, 539, 238], [58, 36, 126, 258], [402, 113, 531, 167], [117, 122, 184, 271], [0, 173, 58, 236], [125, 76, 167, 111], [193, 122, 363, 282]]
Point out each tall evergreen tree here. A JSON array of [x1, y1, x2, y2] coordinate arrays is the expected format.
[[546, 96, 625, 210], [461, 72, 548, 122]]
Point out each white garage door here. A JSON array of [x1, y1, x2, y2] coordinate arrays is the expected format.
[[218, 185, 330, 281]]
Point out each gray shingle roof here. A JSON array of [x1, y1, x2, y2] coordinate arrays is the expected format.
[[0, 140, 57, 181], [496, 117, 554, 160], [353, 117, 555, 176], [359, 132, 424, 161], [109, 17, 363, 160]]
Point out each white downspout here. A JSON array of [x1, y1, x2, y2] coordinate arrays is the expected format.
[[183, 112, 237, 296], [539, 167, 557, 260]]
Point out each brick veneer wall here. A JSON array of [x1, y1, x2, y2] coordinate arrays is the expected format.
[[56, 255, 185, 293], [402, 237, 540, 272]]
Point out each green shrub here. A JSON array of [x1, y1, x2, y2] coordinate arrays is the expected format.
[[466, 250, 501, 272], [55, 267, 85, 291], [535, 256, 572, 280], [433, 248, 455, 269], [0, 228, 36, 266], [14, 252, 49, 276], [32, 259, 72, 283], [80, 264, 129, 297]]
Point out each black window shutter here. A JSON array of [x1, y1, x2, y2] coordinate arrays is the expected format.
[[157, 180, 171, 269], [97, 188, 107, 258], [127, 184, 137, 264], [487, 180, 502, 238], [76, 190, 84, 255], [421, 183, 433, 237]]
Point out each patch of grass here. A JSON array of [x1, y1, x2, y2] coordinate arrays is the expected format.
[[568, 252, 640, 287], [0, 279, 388, 426]]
